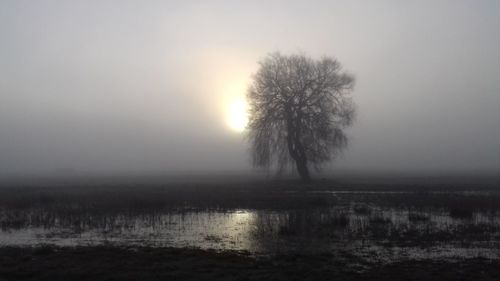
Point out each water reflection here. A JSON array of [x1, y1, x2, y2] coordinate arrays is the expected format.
[[1, 192, 500, 261]]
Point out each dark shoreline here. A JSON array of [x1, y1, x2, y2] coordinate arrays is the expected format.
[[0, 245, 498, 281]]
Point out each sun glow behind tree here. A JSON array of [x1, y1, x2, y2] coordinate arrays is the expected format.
[[227, 97, 249, 132]]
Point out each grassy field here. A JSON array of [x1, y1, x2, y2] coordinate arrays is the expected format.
[[0, 175, 500, 280]]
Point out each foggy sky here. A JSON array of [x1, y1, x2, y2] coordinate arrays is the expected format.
[[1, 0, 499, 176]]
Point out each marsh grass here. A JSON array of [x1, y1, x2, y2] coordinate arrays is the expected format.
[[408, 212, 430, 222], [1, 181, 500, 251]]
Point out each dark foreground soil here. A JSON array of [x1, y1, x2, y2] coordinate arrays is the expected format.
[[0, 246, 498, 281]]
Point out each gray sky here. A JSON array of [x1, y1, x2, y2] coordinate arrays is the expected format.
[[1, 0, 499, 176]]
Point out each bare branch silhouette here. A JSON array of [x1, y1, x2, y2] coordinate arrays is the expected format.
[[247, 52, 356, 181]]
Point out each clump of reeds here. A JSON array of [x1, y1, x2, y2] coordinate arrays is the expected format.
[[408, 212, 430, 222]]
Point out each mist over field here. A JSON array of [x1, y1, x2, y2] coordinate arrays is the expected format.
[[2, 3, 500, 280], [1, 0, 499, 177]]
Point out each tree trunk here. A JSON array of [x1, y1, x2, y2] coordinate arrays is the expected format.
[[285, 107, 311, 181], [295, 158, 311, 181]]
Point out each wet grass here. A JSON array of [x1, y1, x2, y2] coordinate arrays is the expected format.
[[449, 208, 474, 219], [408, 212, 430, 222], [1, 180, 500, 251], [1, 179, 500, 279], [0, 182, 339, 214], [353, 204, 372, 215]]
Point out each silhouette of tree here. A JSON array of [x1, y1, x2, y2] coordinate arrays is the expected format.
[[247, 52, 355, 181]]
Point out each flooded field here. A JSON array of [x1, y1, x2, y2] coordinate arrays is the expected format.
[[1, 180, 500, 263]]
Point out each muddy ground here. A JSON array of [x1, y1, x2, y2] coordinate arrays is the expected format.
[[0, 246, 498, 281]]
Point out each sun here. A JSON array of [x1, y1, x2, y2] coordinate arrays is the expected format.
[[227, 97, 248, 132]]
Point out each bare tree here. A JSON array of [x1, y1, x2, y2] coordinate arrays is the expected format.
[[247, 52, 355, 181]]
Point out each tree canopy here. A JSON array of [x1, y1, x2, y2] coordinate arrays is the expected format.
[[247, 52, 356, 180]]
